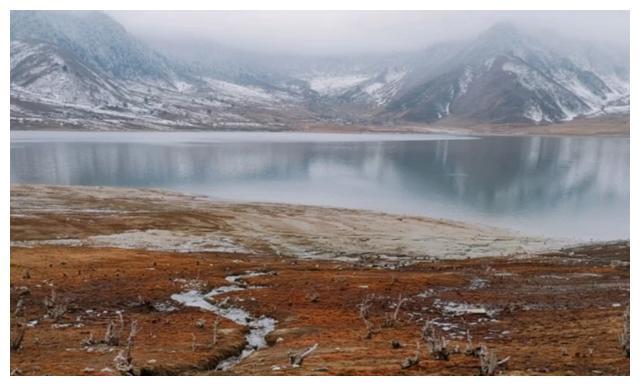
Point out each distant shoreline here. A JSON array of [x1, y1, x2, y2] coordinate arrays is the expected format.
[[10, 114, 630, 137]]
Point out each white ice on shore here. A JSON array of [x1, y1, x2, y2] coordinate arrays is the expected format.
[[89, 230, 251, 253], [433, 299, 499, 317]]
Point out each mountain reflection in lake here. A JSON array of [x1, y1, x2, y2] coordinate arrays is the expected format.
[[11, 132, 629, 240]]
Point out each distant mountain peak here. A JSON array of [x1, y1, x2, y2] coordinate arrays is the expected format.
[[10, 11, 629, 130], [481, 21, 521, 37]]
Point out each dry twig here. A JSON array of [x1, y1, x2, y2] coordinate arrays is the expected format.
[[288, 343, 318, 367]]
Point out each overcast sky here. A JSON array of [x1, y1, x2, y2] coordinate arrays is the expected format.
[[109, 11, 629, 56]]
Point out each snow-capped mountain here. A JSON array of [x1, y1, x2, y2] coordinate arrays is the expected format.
[[10, 11, 174, 81], [384, 23, 629, 124], [10, 11, 311, 131], [10, 11, 629, 131]]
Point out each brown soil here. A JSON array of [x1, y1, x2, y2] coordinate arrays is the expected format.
[[9, 186, 630, 376]]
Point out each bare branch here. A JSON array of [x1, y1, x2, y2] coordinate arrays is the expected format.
[[479, 345, 509, 375], [212, 317, 220, 346], [401, 341, 420, 369], [113, 320, 140, 375], [104, 319, 120, 346], [422, 319, 449, 360], [10, 323, 26, 352], [43, 288, 67, 321], [14, 298, 25, 318], [392, 294, 408, 322], [288, 343, 318, 368], [357, 295, 377, 339]]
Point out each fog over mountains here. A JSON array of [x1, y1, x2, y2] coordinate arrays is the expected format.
[[10, 11, 630, 131]]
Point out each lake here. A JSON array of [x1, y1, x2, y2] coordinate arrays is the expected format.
[[10, 131, 629, 241]]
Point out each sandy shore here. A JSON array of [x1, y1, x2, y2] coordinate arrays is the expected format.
[[10, 184, 630, 375], [11, 184, 565, 264]]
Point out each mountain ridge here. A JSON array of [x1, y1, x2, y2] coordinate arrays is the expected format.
[[10, 11, 629, 131]]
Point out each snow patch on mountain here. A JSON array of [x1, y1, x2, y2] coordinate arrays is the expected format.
[[458, 67, 474, 96], [11, 40, 125, 107], [306, 74, 371, 95], [361, 68, 407, 105], [205, 79, 280, 105], [502, 60, 591, 121], [523, 103, 547, 123], [10, 12, 629, 129]]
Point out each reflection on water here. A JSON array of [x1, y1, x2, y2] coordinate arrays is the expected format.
[[11, 132, 629, 240]]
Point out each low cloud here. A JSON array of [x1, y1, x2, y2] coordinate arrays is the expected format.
[[109, 10, 629, 56]]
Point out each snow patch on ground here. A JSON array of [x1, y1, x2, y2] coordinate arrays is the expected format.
[[11, 229, 251, 253], [86, 230, 251, 253], [170, 271, 277, 371], [434, 299, 499, 317]]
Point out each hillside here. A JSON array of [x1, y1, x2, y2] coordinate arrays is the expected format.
[[10, 11, 629, 131]]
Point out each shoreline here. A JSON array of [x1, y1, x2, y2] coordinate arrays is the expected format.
[[11, 184, 572, 262], [10, 183, 627, 252], [10, 184, 630, 375], [10, 113, 630, 137]]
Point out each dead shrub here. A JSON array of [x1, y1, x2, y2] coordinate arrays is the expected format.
[[357, 295, 377, 339], [422, 319, 449, 360], [104, 314, 125, 346], [478, 345, 509, 375], [113, 320, 141, 375], [43, 289, 68, 321], [288, 343, 318, 368], [11, 323, 26, 352], [212, 317, 220, 346], [401, 341, 420, 369]]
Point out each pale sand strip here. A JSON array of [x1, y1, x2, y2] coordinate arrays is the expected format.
[[11, 184, 568, 261]]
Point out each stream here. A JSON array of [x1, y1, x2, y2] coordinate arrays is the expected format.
[[170, 271, 277, 371]]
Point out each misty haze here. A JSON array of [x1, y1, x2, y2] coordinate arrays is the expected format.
[[9, 10, 630, 377]]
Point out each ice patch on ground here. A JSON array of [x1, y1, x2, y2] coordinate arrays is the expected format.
[[467, 278, 489, 290], [12, 230, 252, 253], [170, 271, 277, 371], [87, 230, 251, 253], [434, 299, 499, 317]]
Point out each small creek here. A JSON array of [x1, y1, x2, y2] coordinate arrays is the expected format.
[[170, 271, 277, 371]]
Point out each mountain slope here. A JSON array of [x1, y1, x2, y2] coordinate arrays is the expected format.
[[10, 12, 629, 131], [10, 11, 312, 131], [11, 11, 174, 80], [11, 40, 127, 107], [384, 23, 629, 124]]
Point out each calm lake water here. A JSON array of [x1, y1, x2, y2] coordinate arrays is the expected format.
[[11, 131, 629, 241]]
